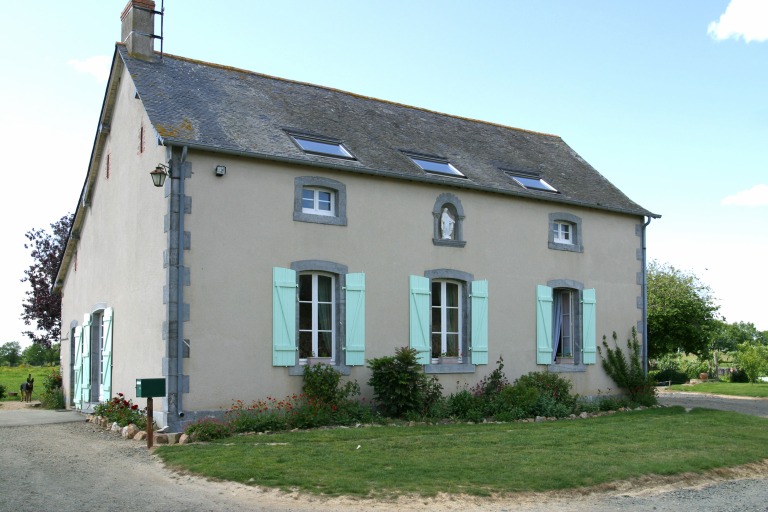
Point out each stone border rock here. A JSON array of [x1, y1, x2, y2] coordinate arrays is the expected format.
[[86, 414, 190, 445]]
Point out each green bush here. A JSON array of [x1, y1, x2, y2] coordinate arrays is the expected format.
[[185, 418, 233, 441], [654, 369, 688, 385], [302, 363, 360, 406], [598, 328, 657, 407], [495, 384, 540, 420], [729, 368, 750, 383], [447, 388, 484, 422], [40, 367, 65, 409], [367, 347, 442, 418], [0, 383, 5, 400], [680, 358, 709, 379], [513, 371, 577, 412]]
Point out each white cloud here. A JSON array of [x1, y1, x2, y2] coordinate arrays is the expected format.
[[68, 55, 112, 82], [708, 0, 768, 42], [721, 183, 768, 206]]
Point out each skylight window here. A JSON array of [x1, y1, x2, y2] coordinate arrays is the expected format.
[[504, 171, 558, 193], [408, 155, 465, 178], [290, 134, 354, 159]]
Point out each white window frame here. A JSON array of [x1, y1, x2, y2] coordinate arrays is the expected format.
[[431, 280, 463, 362], [298, 272, 336, 363], [302, 187, 335, 216], [91, 310, 105, 403], [553, 221, 573, 245]]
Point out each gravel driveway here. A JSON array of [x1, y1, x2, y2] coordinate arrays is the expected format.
[[1, 393, 767, 512]]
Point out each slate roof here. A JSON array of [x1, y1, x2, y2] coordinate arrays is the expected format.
[[119, 45, 657, 218]]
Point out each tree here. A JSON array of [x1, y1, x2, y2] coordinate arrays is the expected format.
[[0, 341, 22, 366], [20, 213, 73, 348], [22, 342, 60, 366], [734, 342, 768, 383], [647, 260, 720, 359]]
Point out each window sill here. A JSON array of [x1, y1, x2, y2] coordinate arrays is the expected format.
[[548, 242, 583, 253], [432, 238, 466, 248], [425, 363, 475, 374], [547, 363, 587, 373], [294, 212, 347, 226], [288, 364, 351, 376]]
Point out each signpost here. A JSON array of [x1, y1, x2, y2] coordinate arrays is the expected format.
[[136, 378, 166, 449]]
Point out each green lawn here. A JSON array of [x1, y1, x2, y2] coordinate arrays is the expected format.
[[668, 382, 768, 398], [156, 408, 768, 498], [0, 366, 57, 402]]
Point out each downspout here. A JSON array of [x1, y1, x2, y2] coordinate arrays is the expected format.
[[642, 215, 652, 375], [176, 145, 188, 419]]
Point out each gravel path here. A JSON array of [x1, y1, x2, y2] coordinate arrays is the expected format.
[[1, 393, 767, 512]]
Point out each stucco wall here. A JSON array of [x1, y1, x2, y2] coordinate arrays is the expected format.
[[178, 151, 644, 411], [60, 65, 167, 412]]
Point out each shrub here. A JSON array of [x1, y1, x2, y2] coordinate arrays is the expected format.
[[447, 388, 484, 422], [598, 327, 657, 407], [93, 392, 147, 429], [302, 363, 360, 406], [680, 358, 709, 379], [185, 418, 233, 441], [654, 369, 688, 385], [226, 396, 298, 433], [40, 368, 65, 409], [496, 383, 541, 418], [367, 347, 442, 418], [729, 368, 750, 383], [513, 371, 577, 412], [0, 384, 5, 401]]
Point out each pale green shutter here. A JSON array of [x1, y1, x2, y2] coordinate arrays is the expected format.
[[81, 314, 92, 404], [100, 308, 114, 401], [409, 275, 431, 364], [536, 285, 554, 364], [582, 289, 597, 364], [273, 267, 298, 366], [344, 273, 366, 366], [73, 326, 83, 407], [470, 280, 489, 365]]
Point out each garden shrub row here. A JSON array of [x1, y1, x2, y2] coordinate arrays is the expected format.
[[183, 346, 656, 441]]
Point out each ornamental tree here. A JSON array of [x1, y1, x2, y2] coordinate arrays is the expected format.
[[647, 260, 720, 359], [20, 213, 73, 348]]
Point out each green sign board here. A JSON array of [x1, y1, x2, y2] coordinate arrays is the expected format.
[[136, 378, 166, 398]]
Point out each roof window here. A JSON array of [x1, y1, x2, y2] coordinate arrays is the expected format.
[[290, 134, 354, 159], [504, 170, 558, 193], [407, 154, 465, 178]]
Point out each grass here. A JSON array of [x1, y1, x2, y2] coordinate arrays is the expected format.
[[0, 365, 57, 402], [156, 407, 768, 498], [668, 381, 768, 398]]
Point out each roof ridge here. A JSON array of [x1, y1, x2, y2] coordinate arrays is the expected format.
[[130, 46, 561, 140]]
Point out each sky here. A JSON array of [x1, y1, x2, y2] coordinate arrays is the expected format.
[[0, 0, 766, 347]]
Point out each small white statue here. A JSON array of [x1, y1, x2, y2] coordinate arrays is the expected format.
[[440, 208, 455, 240]]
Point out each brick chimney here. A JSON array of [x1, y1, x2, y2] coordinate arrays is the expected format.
[[121, 0, 156, 59]]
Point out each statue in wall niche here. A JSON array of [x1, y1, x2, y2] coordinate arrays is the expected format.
[[440, 207, 455, 240]]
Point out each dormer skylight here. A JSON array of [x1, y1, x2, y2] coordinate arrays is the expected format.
[[504, 170, 558, 193], [407, 154, 465, 178], [290, 134, 354, 159]]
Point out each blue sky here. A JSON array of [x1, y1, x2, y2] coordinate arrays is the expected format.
[[1, 0, 766, 346]]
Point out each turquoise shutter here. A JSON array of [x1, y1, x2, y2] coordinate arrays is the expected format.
[[273, 267, 298, 366], [73, 326, 83, 407], [470, 280, 489, 365], [409, 275, 431, 364], [582, 289, 597, 364], [100, 307, 114, 401], [536, 285, 554, 364], [344, 273, 366, 366], [81, 314, 92, 404]]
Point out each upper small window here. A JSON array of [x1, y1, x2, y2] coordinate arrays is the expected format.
[[302, 188, 335, 216], [290, 134, 354, 159], [408, 155, 465, 178], [505, 171, 558, 192], [553, 221, 573, 244]]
